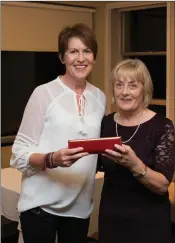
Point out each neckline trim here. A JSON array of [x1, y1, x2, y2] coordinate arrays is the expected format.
[[57, 76, 88, 96], [113, 112, 158, 128]]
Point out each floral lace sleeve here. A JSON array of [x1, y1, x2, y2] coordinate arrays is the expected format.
[[154, 120, 175, 182]]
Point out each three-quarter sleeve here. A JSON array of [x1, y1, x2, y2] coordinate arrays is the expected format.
[[154, 120, 175, 182], [10, 85, 50, 176]]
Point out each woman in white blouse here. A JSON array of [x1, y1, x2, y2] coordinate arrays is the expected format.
[[10, 23, 106, 243]]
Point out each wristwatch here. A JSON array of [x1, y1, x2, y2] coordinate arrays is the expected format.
[[132, 165, 147, 178]]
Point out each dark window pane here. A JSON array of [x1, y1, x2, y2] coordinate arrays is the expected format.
[[122, 7, 166, 52], [126, 55, 166, 99], [148, 105, 166, 117], [2, 51, 65, 137]]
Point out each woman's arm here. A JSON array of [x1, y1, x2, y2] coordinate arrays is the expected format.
[[131, 121, 175, 195], [129, 157, 171, 195], [11, 86, 89, 175], [104, 121, 175, 195], [10, 86, 49, 176], [29, 147, 88, 169]]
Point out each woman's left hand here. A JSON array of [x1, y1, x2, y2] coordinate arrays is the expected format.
[[104, 144, 140, 170]]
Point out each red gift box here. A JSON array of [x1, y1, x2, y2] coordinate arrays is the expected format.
[[68, 137, 122, 154]]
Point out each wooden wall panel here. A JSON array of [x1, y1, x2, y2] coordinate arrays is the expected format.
[[2, 3, 93, 51]]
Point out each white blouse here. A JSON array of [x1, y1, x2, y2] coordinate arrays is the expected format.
[[10, 76, 106, 218]]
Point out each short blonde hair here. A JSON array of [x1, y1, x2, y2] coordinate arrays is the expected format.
[[111, 59, 153, 108]]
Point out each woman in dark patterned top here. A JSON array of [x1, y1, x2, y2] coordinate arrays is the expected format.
[[98, 59, 175, 243]]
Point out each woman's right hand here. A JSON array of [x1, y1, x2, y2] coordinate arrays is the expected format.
[[52, 147, 89, 167]]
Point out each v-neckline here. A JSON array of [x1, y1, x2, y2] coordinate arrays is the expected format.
[[57, 76, 88, 96]]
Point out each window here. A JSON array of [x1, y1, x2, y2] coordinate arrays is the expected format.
[[121, 7, 167, 116], [1, 51, 65, 144], [122, 7, 166, 52], [106, 2, 174, 121]]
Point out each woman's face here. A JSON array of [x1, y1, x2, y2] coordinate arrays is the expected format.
[[114, 77, 144, 114], [62, 37, 95, 81]]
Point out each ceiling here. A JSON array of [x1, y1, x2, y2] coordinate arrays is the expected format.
[[48, 1, 113, 8]]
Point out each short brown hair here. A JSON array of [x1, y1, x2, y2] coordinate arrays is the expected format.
[[111, 59, 153, 108], [58, 23, 98, 61]]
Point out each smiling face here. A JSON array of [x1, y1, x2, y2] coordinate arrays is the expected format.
[[114, 77, 144, 114], [61, 37, 95, 82]]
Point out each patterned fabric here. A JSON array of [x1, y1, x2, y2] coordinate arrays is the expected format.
[[155, 121, 175, 181]]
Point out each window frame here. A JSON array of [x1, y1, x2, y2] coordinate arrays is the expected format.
[[104, 2, 175, 122]]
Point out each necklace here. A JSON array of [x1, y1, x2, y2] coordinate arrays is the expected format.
[[115, 112, 143, 144]]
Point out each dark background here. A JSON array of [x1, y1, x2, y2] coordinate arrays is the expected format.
[[2, 51, 65, 137]]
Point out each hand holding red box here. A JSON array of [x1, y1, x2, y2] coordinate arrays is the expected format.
[[68, 137, 122, 154]]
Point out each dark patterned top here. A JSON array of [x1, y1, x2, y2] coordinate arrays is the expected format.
[[98, 113, 175, 243], [98, 113, 175, 182]]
